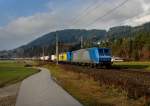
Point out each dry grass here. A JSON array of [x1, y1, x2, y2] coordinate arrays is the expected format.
[[0, 95, 16, 106], [45, 63, 148, 106]]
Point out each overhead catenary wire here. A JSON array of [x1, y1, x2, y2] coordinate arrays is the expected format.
[[70, 0, 106, 48], [110, 12, 147, 27], [58, 0, 131, 46], [71, 0, 105, 26], [73, 0, 131, 48], [71, 0, 98, 25], [85, 0, 130, 26]]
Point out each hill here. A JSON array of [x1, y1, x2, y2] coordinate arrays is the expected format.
[[2, 29, 107, 57], [0, 22, 150, 60]]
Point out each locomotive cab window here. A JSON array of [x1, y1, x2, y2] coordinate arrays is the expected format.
[[98, 49, 104, 56], [104, 49, 110, 56]]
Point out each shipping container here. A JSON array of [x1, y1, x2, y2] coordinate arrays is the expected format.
[[67, 52, 72, 62], [58, 53, 63, 61], [62, 52, 67, 61], [51, 55, 57, 61], [58, 52, 67, 62]]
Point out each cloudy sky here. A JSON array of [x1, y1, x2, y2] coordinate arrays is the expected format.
[[0, 0, 150, 50]]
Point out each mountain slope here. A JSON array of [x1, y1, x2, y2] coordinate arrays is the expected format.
[[12, 29, 107, 57], [28, 29, 106, 47], [0, 22, 150, 59]]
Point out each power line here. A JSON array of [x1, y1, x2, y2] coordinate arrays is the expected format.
[[71, 0, 98, 25], [67, 1, 103, 49], [110, 12, 145, 27], [55, 0, 131, 54], [71, 0, 105, 26], [87, 0, 130, 26], [80, 36, 83, 49]]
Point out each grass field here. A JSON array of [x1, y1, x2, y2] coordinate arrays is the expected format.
[[0, 60, 38, 87], [44, 61, 150, 106], [112, 61, 150, 70]]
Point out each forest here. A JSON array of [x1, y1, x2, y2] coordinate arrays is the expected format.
[[99, 31, 150, 60]]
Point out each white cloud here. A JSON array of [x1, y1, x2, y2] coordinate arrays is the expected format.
[[127, 14, 150, 26], [135, 15, 150, 23]]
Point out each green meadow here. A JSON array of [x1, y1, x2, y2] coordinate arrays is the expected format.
[[112, 61, 150, 70], [0, 60, 38, 87]]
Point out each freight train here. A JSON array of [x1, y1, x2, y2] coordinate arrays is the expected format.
[[51, 47, 112, 67]]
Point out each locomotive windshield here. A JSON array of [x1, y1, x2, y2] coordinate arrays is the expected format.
[[98, 49, 104, 56], [98, 48, 110, 56], [104, 49, 110, 56]]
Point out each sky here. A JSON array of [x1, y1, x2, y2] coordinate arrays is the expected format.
[[0, 0, 150, 50]]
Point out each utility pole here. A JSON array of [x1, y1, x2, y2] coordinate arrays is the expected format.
[[81, 36, 83, 49], [42, 46, 45, 61], [42, 47, 44, 57], [56, 34, 59, 64]]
